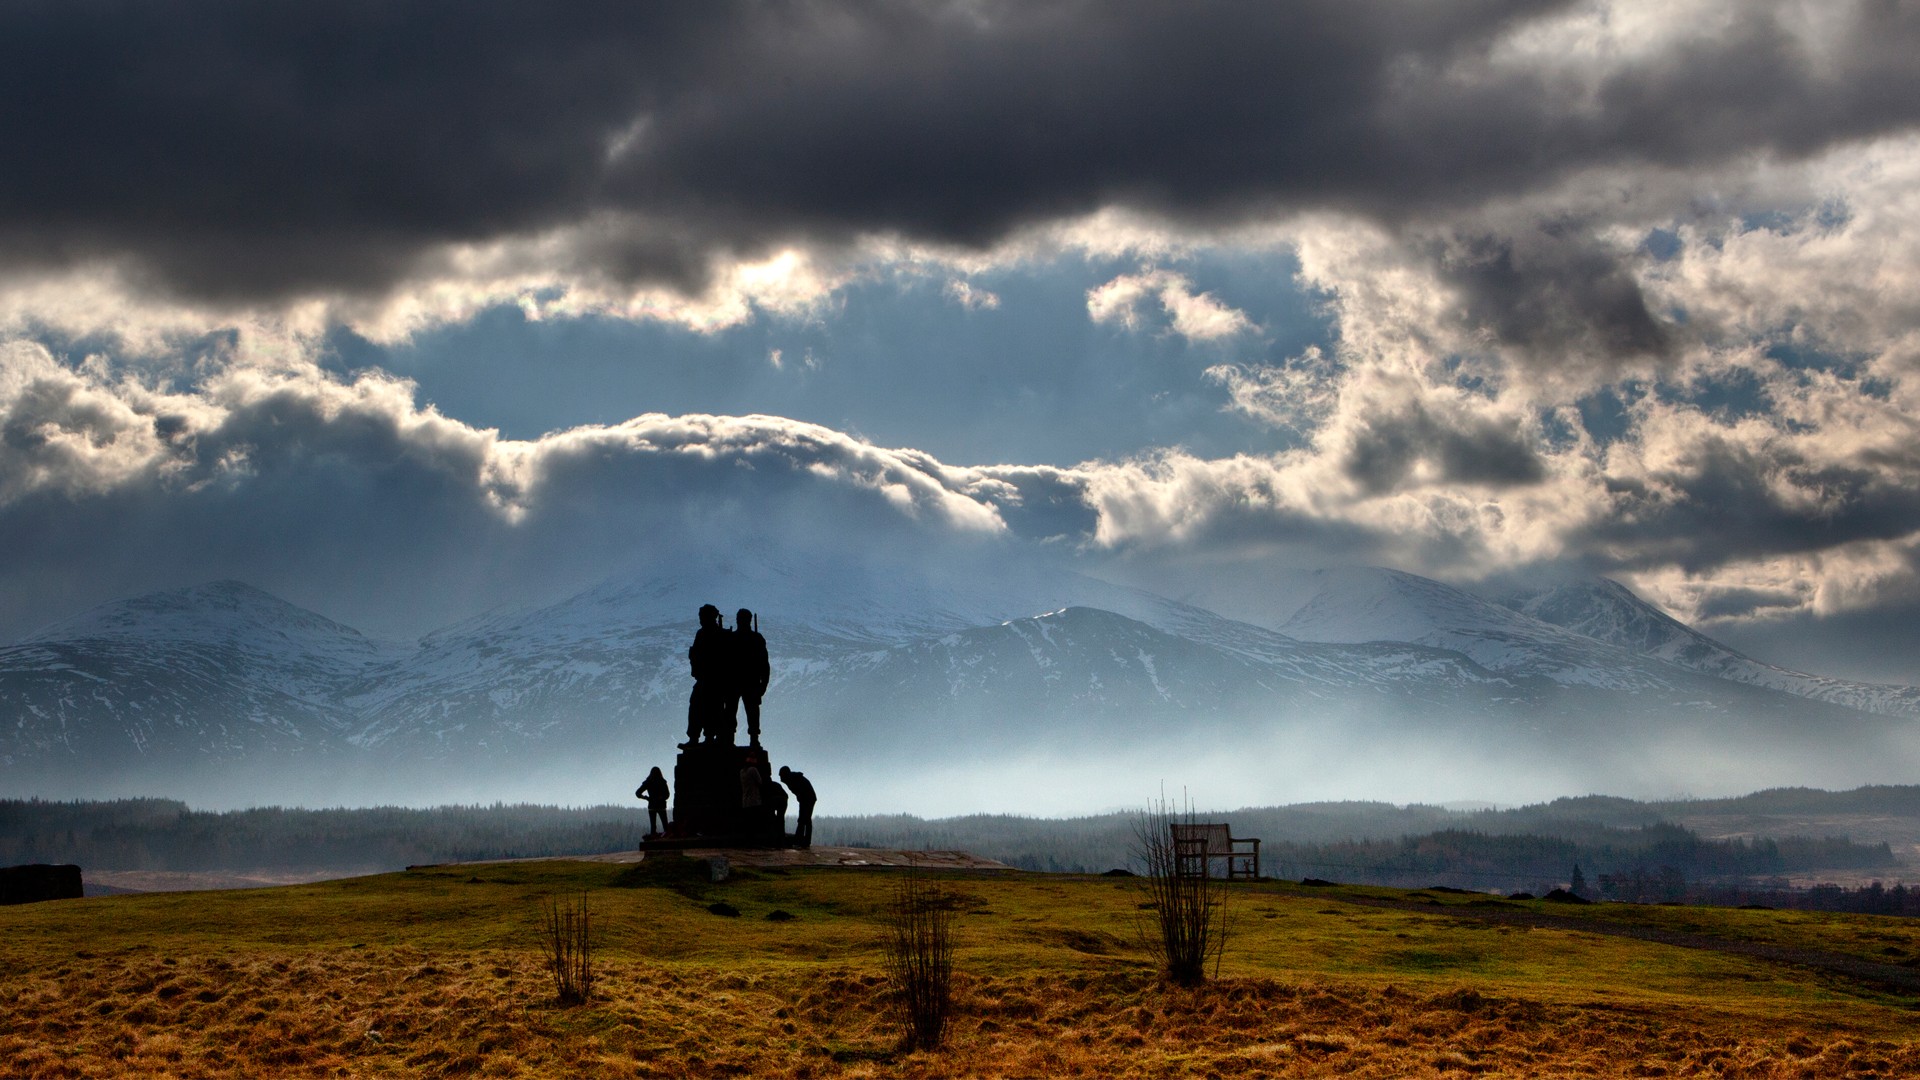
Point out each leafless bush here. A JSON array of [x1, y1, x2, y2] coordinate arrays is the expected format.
[[1132, 794, 1228, 986], [884, 861, 955, 1051], [539, 892, 594, 1005]]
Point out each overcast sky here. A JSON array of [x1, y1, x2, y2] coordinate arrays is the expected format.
[[5, 0, 1920, 683]]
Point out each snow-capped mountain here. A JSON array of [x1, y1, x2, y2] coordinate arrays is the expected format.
[[1493, 578, 1920, 718], [4, 560, 1919, 805], [0, 581, 388, 768], [24, 580, 408, 701], [1274, 567, 1690, 691], [335, 553, 1413, 756]]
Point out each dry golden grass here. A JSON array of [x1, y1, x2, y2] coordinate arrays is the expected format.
[[4, 861, 1918, 1078]]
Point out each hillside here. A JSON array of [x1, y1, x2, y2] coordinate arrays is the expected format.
[[4, 858, 1920, 1077]]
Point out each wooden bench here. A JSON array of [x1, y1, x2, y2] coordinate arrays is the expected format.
[[1170, 823, 1260, 880]]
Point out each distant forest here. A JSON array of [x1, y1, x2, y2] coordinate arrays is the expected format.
[[0, 799, 653, 874], [0, 785, 1908, 898], [827, 803, 1896, 895]]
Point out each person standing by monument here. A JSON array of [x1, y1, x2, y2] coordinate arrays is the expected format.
[[779, 765, 816, 848], [764, 772, 790, 843], [684, 604, 730, 746], [728, 608, 772, 748], [636, 766, 670, 838]]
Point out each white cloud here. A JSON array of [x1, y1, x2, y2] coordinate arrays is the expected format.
[[944, 279, 1000, 310], [1205, 346, 1342, 436], [8, 290, 1920, 642], [0, 334, 1023, 537], [1086, 269, 1255, 341], [1647, 136, 1920, 363]]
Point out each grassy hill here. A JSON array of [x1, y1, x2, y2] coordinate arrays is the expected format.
[[5, 858, 1920, 1077]]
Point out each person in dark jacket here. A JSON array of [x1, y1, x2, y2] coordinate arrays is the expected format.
[[636, 766, 670, 837], [727, 608, 772, 747], [779, 766, 816, 848], [684, 604, 731, 745], [764, 773, 790, 843]]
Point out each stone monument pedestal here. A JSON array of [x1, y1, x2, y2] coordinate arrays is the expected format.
[[649, 740, 789, 848]]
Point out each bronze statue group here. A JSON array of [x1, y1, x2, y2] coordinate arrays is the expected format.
[[684, 604, 769, 748], [637, 604, 817, 847]]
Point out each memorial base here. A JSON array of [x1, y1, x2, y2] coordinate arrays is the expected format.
[[650, 740, 791, 848]]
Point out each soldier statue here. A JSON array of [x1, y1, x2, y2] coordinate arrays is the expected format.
[[683, 604, 731, 746], [727, 608, 772, 748]]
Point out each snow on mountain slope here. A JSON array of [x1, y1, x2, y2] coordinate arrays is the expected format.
[[338, 546, 1542, 758], [13, 561, 1920, 799], [482, 548, 1274, 650], [0, 582, 386, 766], [923, 605, 1500, 707], [334, 552, 1007, 748], [339, 621, 691, 751], [346, 549, 1274, 692], [802, 605, 1386, 751], [0, 641, 358, 765], [1496, 578, 1920, 718], [338, 549, 1322, 750], [1274, 567, 1687, 690], [23, 580, 407, 702]]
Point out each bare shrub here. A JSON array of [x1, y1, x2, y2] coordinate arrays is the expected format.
[[1132, 794, 1229, 986], [539, 892, 594, 1005], [884, 861, 955, 1051]]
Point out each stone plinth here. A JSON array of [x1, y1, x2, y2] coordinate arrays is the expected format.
[[658, 741, 787, 847]]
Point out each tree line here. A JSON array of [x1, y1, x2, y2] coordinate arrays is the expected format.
[[1689, 880, 1920, 916], [0, 795, 1901, 900], [0, 798, 651, 871], [826, 813, 1894, 895]]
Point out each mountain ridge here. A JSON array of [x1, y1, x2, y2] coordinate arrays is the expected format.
[[1491, 577, 1920, 718], [5, 562, 1918, 807]]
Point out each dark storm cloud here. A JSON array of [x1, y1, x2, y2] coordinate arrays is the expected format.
[[1585, 438, 1920, 575], [0, 3, 731, 297], [1434, 225, 1676, 365], [970, 465, 1102, 543], [1713, 594, 1920, 687], [1691, 585, 1803, 621], [6, 0, 1920, 306], [1340, 400, 1546, 494]]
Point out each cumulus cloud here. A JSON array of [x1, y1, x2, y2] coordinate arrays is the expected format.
[[0, 337, 1034, 540], [1206, 347, 1342, 436], [0, 336, 1058, 638], [1087, 270, 1255, 341], [8, 307, 1920, 673], [944, 280, 1000, 311], [1208, 124, 1920, 631], [1644, 138, 1920, 359]]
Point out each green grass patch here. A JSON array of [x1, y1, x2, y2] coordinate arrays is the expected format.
[[6, 860, 1920, 1077]]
